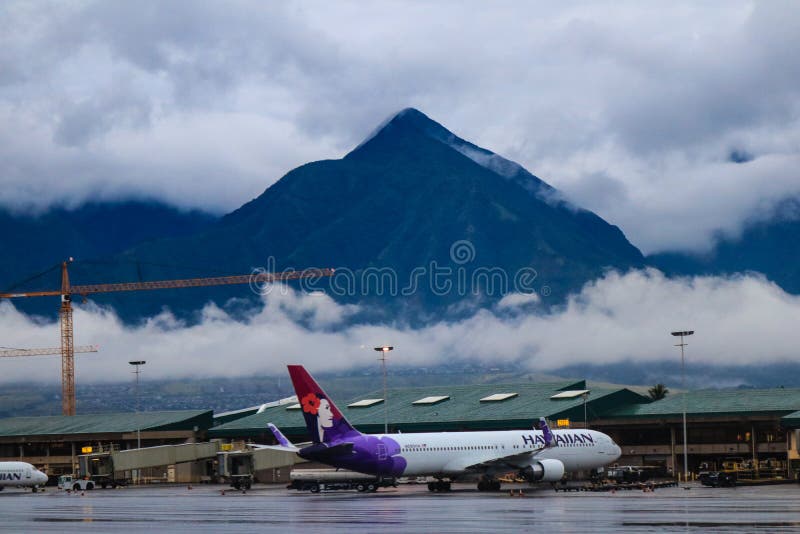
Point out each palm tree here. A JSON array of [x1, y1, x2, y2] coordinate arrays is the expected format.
[[648, 383, 669, 401]]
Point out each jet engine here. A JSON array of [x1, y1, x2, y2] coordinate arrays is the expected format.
[[520, 459, 565, 482]]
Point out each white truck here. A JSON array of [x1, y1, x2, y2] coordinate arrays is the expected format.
[[58, 475, 96, 491]]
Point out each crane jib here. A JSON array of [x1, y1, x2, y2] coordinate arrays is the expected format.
[[0, 268, 335, 298]]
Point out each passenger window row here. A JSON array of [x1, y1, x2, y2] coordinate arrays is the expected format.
[[402, 445, 498, 452]]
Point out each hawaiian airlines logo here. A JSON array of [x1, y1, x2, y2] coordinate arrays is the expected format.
[[521, 433, 594, 446], [301, 393, 321, 415], [0, 473, 22, 481], [301, 392, 335, 443], [522, 435, 546, 446]]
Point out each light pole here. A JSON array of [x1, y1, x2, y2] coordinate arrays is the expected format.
[[374, 346, 393, 434], [129, 361, 146, 450], [671, 331, 693, 484], [582, 391, 591, 429]]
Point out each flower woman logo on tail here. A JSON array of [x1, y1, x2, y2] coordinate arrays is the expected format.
[[302, 392, 334, 442], [301, 393, 320, 415]]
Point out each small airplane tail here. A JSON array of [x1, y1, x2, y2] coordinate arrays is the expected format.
[[267, 423, 295, 448], [251, 423, 299, 453], [287, 365, 362, 444], [539, 417, 556, 448]]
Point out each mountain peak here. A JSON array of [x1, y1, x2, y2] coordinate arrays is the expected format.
[[350, 108, 548, 193], [352, 107, 440, 151], [387, 107, 446, 133], [391, 107, 427, 121]]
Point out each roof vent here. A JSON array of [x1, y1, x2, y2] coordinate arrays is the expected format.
[[550, 390, 590, 399], [348, 398, 384, 408], [480, 393, 518, 402], [412, 395, 450, 406]]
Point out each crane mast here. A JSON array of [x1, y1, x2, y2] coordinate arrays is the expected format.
[[60, 261, 75, 415]]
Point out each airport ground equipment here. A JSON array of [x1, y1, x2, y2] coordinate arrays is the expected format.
[[217, 447, 301, 490], [698, 471, 737, 487], [58, 475, 95, 491], [0, 261, 334, 415], [217, 450, 254, 490], [699, 456, 791, 487], [605, 466, 653, 484], [288, 469, 397, 493]]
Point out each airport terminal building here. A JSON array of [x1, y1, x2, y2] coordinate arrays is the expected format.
[[1, 380, 800, 483], [599, 388, 800, 478], [0, 410, 213, 481]]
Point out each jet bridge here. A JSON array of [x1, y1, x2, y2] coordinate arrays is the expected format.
[[79, 441, 223, 484], [80, 442, 303, 484]]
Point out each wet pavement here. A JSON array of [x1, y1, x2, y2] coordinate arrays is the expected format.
[[0, 482, 799, 532]]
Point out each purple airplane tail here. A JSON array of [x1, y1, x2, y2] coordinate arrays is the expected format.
[[539, 417, 556, 448], [287, 365, 362, 444], [267, 423, 294, 448]]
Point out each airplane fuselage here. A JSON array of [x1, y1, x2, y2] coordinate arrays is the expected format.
[[313, 428, 621, 478], [0, 462, 48, 489]]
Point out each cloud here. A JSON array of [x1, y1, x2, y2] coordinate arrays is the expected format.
[[554, 151, 800, 252], [2, 269, 798, 385], [1, 1, 799, 251], [496, 292, 540, 309]]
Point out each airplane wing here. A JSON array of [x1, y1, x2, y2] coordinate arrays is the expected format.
[[459, 447, 546, 473], [459, 418, 557, 473], [251, 444, 300, 453]]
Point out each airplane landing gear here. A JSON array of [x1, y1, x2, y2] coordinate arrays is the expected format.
[[427, 480, 451, 492]]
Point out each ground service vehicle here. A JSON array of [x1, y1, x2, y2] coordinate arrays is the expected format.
[[58, 475, 95, 491], [288, 470, 397, 493]]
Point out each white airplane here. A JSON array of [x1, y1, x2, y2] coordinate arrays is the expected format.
[[0, 462, 49, 493], [267, 365, 622, 492]]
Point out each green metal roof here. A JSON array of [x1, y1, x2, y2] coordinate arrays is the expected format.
[[606, 388, 800, 419], [209, 381, 650, 438], [0, 410, 213, 437], [782, 410, 800, 428]]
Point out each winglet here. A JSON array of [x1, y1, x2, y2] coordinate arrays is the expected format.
[[267, 423, 294, 448], [539, 417, 556, 448]]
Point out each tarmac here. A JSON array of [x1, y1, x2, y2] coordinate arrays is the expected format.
[[0, 482, 798, 533]]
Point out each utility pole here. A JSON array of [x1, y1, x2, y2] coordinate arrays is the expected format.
[[374, 346, 393, 434], [582, 391, 590, 429], [671, 330, 694, 484], [129, 361, 146, 449], [129, 360, 146, 486]]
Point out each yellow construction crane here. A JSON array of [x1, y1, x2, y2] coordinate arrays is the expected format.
[[0, 261, 334, 416]]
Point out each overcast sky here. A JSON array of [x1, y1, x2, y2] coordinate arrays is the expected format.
[[2, 2, 800, 387], [2, 1, 799, 254]]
